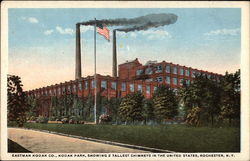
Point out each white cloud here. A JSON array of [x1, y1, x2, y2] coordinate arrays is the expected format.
[[28, 17, 39, 23], [117, 32, 126, 37], [44, 29, 54, 35], [140, 29, 171, 40], [20, 16, 39, 23], [56, 26, 74, 35], [204, 28, 240, 36]]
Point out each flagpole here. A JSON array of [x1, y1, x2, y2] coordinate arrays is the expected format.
[[94, 18, 97, 124]]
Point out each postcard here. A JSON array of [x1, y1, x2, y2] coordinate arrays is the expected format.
[[1, 1, 249, 161]]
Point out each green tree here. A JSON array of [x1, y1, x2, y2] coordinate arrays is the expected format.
[[185, 107, 202, 127], [220, 70, 240, 126], [142, 99, 154, 124], [26, 96, 38, 120], [179, 74, 222, 126], [7, 75, 28, 127], [108, 97, 122, 123], [84, 94, 94, 121], [119, 92, 144, 124], [153, 85, 178, 122]]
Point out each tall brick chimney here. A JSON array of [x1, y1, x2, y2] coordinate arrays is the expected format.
[[112, 30, 117, 77], [75, 23, 82, 79]]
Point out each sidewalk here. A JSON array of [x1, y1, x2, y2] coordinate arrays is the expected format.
[[8, 128, 147, 153]]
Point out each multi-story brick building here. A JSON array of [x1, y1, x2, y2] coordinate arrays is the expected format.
[[26, 58, 222, 117]]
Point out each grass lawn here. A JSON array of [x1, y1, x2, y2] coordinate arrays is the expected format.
[[15, 123, 240, 152], [8, 139, 32, 153]]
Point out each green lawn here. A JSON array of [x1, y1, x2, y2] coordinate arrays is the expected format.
[[15, 123, 240, 152]]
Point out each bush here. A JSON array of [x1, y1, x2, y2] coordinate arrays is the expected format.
[[28, 116, 37, 121], [61, 118, 69, 124], [186, 107, 202, 126], [36, 115, 48, 124], [55, 116, 62, 121], [49, 116, 56, 121], [99, 114, 112, 124]]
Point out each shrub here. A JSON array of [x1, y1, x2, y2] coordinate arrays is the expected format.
[[28, 116, 37, 121], [99, 114, 112, 124], [55, 116, 62, 121], [36, 115, 48, 124], [61, 118, 69, 124], [186, 107, 202, 126], [49, 116, 57, 121]]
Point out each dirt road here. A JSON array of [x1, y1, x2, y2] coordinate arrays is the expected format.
[[8, 128, 147, 153]]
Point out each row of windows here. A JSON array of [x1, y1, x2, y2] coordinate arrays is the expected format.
[[32, 82, 155, 97], [154, 76, 191, 85], [31, 74, 219, 97], [137, 65, 215, 78], [31, 80, 118, 97]]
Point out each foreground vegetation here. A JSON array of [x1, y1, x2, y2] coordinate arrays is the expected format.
[[14, 123, 240, 152]]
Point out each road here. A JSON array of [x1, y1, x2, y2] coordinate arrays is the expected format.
[[8, 128, 147, 153]]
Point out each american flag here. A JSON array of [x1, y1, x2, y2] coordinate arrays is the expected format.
[[97, 25, 110, 41]]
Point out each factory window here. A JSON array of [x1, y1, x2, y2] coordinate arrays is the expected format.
[[185, 69, 190, 76], [58, 88, 61, 95], [49, 89, 52, 95], [154, 86, 158, 92], [136, 69, 143, 76], [78, 82, 82, 91], [166, 65, 171, 73], [180, 68, 184, 75], [121, 83, 126, 91], [179, 79, 184, 86], [172, 66, 177, 74], [111, 82, 117, 90], [173, 77, 177, 85], [155, 65, 162, 73], [73, 85, 76, 92], [156, 76, 163, 82], [54, 89, 56, 95], [91, 80, 96, 89], [68, 86, 71, 92], [85, 81, 88, 89], [166, 76, 171, 84], [45, 90, 47, 96], [207, 74, 211, 79], [101, 80, 107, 89], [146, 86, 150, 94], [146, 78, 153, 82], [130, 84, 134, 92], [137, 84, 142, 92], [192, 71, 196, 78], [145, 67, 153, 75]]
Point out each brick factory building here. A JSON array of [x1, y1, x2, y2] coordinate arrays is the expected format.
[[26, 58, 222, 117]]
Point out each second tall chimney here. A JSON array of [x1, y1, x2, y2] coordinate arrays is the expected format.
[[112, 30, 117, 77], [75, 23, 82, 80]]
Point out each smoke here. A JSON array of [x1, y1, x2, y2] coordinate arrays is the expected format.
[[79, 13, 177, 32]]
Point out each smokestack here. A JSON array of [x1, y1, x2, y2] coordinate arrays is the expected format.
[[112, 30, 117, 77], [75, 23, 82, 79]]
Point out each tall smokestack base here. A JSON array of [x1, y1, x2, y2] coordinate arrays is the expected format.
[[75, 23, 82, 79], [112, 30, 117, 77]]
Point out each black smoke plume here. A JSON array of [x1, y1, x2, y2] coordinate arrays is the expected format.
[[79, 13, 177, 32]]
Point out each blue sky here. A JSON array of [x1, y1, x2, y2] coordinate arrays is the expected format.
[[8, 8, 241, 90]]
